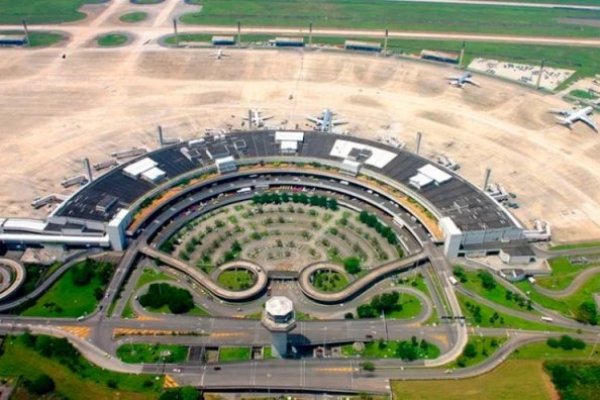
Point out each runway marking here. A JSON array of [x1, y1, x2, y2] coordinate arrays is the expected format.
[[58, 326, 90, 339], [163, 375, 179, 388], [113, 328, 184, 337], [136, 315, 160, 321], [210, 332, 246, 338], [314, 367, 354, 373]]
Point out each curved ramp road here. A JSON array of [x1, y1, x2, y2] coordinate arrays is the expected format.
[[299, 253, 428, 304], [535, 265, 600, 298], [139, 246, 269, 302], [0, 258, 26, 302]]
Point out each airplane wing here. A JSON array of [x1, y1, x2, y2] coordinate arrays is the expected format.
[[465, 78, 480, 87], [548, 109, 570, 116], [261, 115, 273, 121], [332, 119, 348, 126], [578, 115, 598, 132], [306, 116, 321, 124]]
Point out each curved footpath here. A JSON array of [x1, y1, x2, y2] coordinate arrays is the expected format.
[[299, 253, 428, 304], [139, 246, 268, 302]]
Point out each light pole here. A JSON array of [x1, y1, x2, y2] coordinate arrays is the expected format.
[[267, 373, 271, 397]]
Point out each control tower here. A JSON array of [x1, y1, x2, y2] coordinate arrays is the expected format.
[[262, 296, 296, 358]]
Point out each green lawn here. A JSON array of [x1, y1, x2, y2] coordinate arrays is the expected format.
[[218, 346, 251, 362], [180, 0, 600, 38], [516, 274, 600, 318], [536, 256, 598, 290], [449, 336, 507, 369], [457, 293, 564, 331], [550, 241, 600, 251], [21, 268, 104, 318], [458, 268, 536, 314], [0, 30, 63, 47], [97, 33, 129, 47], [0, 0, 105, 24], [386, 293, 423, 320], [392, 360, 552, 400], [119, 11, 148, 23], [311, 270, 349, 292], [217, 269, 256, 291], [142, 302, 211, 317], [569, 89, 599, 100], [135, 267, 175, 289], [0, 335, 162, 400], [512, 341, 600, 361], [116, 344, 188, 364], [342, 339, 440, 360]]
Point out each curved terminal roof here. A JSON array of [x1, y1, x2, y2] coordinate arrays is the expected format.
[[51, 130, 517, 233]]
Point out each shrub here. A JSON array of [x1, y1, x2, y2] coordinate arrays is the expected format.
[[27, 374, 55, 395], [344, 257, 361, 274]]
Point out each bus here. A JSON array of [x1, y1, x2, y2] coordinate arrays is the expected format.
[[449, 276, 458, 286], [541, 316, 554, 323], [237, 187, 252, 194]]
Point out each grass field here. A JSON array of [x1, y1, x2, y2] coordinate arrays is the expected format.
[[341, 339, 440, 360], [449, 336, 507, 369], [21, 268, 104, 318], [516, 273, 600, 318], [97, 33, 129, 47], [180, 0, 600, 38], [457, 293, 564, 331], [312, 270, 349, 292], [458, 268, 537, 314], [0, 0, 105, 24], [119, 11, 148, 23], [116, 343, 188, 364], [135, 267, 175, 289], [217, 269, 256, 291], [386, 293, 423, 320], [218, 346, 251, 362], [512, 341, 600, 361], [0, 336, 162, 400], [550, 241, 600, 251], [164, 31, 600, 82], [537, 256, 598, 290], [392, 359, 552, 400]]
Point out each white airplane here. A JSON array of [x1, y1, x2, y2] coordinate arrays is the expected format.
[[243, 109, 273, 127], [447, 72, 480, 88], [550, 106, 597, 132], [306, 109, 347, 133], [214, 48, 227, 60]]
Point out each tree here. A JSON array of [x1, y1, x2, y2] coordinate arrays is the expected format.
[[576, 301, 598, 325], [27, 374, 55, 395], [72, 260, 94, 286], [361, 361, 375, 372], [159, 386, 201, 400], [344, 257, 361, 274], [477, 270, 496, 290], [344, 312, 354, 319], [463, 343, 478, 359], [357, 304, 377, 318]]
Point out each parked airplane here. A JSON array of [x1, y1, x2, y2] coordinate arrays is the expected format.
[[447, 72, 479, 88], [243, 109, 273, 127], [550, 106, 597, 132], [214, 48, 227, 60], [306, 109, 347, 132]]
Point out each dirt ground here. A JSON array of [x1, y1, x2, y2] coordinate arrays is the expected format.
[[0, 0, 599, 245]]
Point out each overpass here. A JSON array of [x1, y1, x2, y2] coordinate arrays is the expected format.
[[139, 246, 269, 302]]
